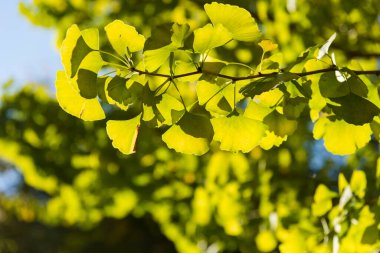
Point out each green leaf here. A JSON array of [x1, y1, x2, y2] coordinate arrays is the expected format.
[[106, 114, 141, 155], [104, 76, 143, 110], [162, 113, 214, 155], [211, 115, 267, 152], [61, 25, 99, 78], [171, 23, 190, 48], [259, 131, 287, 150], [156, 94, 185, 125], [204, 2, 260, 42], [319, 72, 350, 98], [143, 47, 172, 72], [105, 20, 145, 56], [244, 100, 274, 121], [283, 97, 307, 120], [193, 23, 232, 53], [55, 71, 105, 121], [312, 184, 337, 217], [313, 117, 372, 155], [350, 170, 366, 199], [196, 80, 233, 116], [76, 69, 98, 99], [329, 93, 380, 125], [240, 73, 299, 97]]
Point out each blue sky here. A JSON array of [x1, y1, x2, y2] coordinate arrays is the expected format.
[[0, 1, 62, 87]]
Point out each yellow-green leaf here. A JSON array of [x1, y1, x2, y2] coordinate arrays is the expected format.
[[162, 113, 214, 155], [193, 23, 232, 53], [350, 170, 367, 199], [204, 2, 260, 42], [106, 114, 141, 155], [55, 71, 105, 121], [211, 115, 267, 152], [105, 20, 145, 56], [313, 117, 372, 155]]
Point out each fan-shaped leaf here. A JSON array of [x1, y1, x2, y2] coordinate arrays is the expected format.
[[106, 114, 141, 155], [104, 76, 143, 110], [61, 25, 99, 78], [162, 113, 214, 155], [313, 117, 372, 155], [329, 93, 380, 125], [204, 2, 260, 42], [105, 20, 145, 56], [156, 94, 185, 125], [211, 115, 267, 152], [193, 23, 232, 53], [55, 71, 105, 121]]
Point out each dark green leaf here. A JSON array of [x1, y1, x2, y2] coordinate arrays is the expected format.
[[240, 73, 299, 97], [76, 69, 98, 99], [329, 93, 380, 125]]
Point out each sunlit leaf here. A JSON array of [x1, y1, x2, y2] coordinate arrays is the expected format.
[[259, 130, 287, 150], [193, 23, 232, 53], [211, 115, 267, 152], [317, 32, 336, 60], [143, 47, 172, 72], [105, 20, 145, 56], [106, 114, 141, 155], [313, 117, 372, 155], [61, 25, 99, 78], [204, 2, 260, 42], [156, 94, 185, 125], [312, 184, 337, 217], [350, 170, 366, 199], [104, 76, 143, 110], [258, 39, 278, 52], [162, 112, 213, 155], [55, 71, 105, 121]]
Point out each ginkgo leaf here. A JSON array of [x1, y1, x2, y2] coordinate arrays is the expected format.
[[313, 117, 372, 155], [350, 170, 367, 199], [61, 25, 99, 78], [312, 184, 337, 217], [162, 113, 214, 155], [240, 73, 299, 97], [106, 114, 141, 155], [317, 32, 336, 60], [329, 93, 379, 125], [55, 71, 105, 121], [244, 100, 274, 121], [156, 94, 185, 125], [105, 20, 145, 56], [259, 130, 287, 150], [204, 2, 260, 42], [104, 76, 143, 110], [143, 47, 172, 72], [196, 80, 233, 115], [258, 39, 278, 52], [211, 115, 267, 152], [193, 23, 232, 53]]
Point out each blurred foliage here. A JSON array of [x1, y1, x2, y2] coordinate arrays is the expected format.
[[0, 0, 379, 252]]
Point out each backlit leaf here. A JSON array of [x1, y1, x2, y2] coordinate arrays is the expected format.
[[211, 115, 267, 152], [106, 114, 141, 155], [156, 94, 185, 125], [317, 32, 336, 60], [162, 113, 214, 155], [55, 71, 105, 121], [204, 2, 260, 42], [313, 117, 372, 155], [105, 20, 145, 56], [193, 23, 232, 53]]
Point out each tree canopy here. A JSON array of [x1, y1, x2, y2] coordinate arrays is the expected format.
[[0, 1, 379, 252]]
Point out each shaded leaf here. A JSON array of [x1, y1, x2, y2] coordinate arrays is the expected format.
[[329, 93, 380, 125], [240, 73, 299, 97], [106, 114, 141, 155], [105, 76, 143, 110]]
